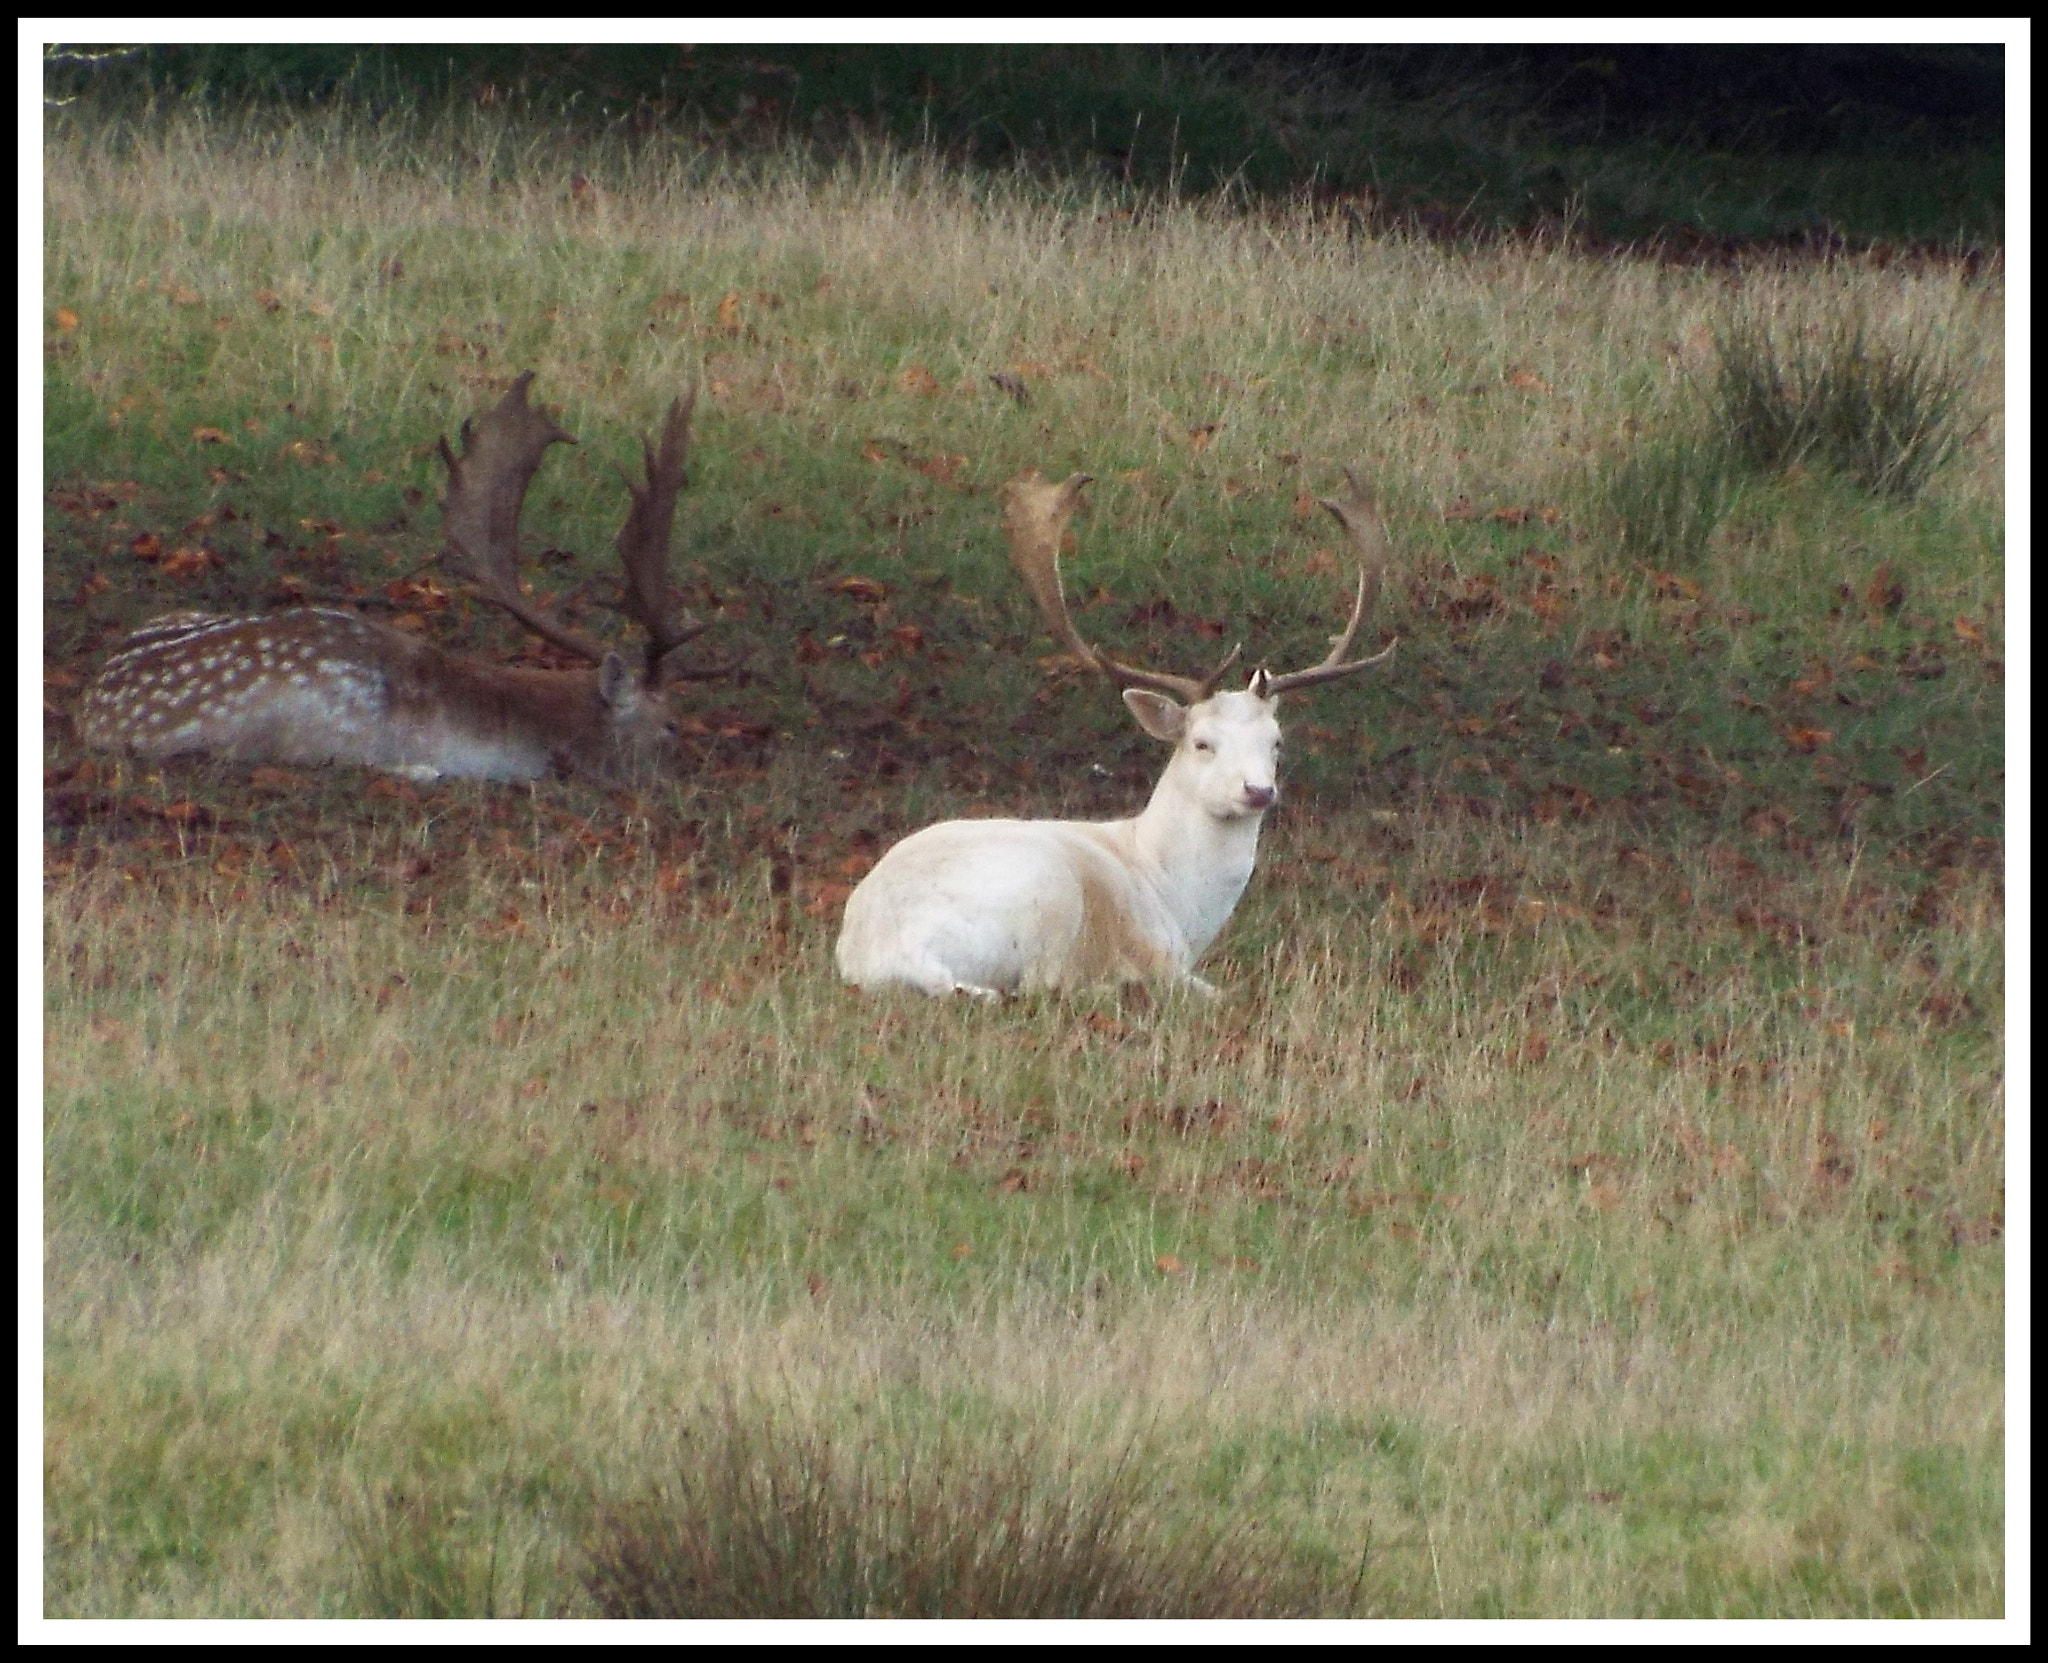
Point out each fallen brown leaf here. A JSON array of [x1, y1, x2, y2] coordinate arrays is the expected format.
[[1864, 565, 1906, 614], [160, 546, 220, 579]]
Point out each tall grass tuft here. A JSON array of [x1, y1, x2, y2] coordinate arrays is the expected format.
[[345, 1479, 546, 1619], [1595, 428, 1740, 567], [1708, 298, 1983, 498], [581, 1400, 1338, 1619]]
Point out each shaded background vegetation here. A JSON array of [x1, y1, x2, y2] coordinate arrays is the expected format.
[[45, 41, 2005, 249]]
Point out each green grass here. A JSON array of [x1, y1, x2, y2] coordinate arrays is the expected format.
[[41, 99, 2003, 1618]]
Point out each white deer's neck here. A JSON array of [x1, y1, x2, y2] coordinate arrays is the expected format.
[[1126, 768, 1264, 960]]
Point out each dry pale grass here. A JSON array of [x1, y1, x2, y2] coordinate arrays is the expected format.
[[43, 794, 2003, 1617], [43, 104, 2001, 601]]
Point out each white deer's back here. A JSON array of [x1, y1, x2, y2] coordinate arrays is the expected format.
[[835, 816, 1190, 995]]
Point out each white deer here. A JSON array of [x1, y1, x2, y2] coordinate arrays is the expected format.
[[78, 373, 711, 781], [835, 469, 1396, 997]]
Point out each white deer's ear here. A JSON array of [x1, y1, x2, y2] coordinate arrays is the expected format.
[[598, 651, 633, 707], [1121, 687, 1186, 742]]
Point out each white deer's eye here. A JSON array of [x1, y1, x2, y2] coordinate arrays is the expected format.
[[1193, 739, 1213, 753]]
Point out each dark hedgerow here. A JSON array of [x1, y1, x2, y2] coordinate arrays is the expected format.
[[580, 1402, 1348, 1619]]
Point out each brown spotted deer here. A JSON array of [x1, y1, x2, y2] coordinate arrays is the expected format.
[[835, 468, 1397, 998], [78, 373, 710, 781]]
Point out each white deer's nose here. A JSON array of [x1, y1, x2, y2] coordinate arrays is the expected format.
[[1242, 783, 1277, 811]]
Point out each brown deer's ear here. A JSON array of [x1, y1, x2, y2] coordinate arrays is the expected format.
[[1121, 687, 1186, 743], [598, 651, 633, 707]]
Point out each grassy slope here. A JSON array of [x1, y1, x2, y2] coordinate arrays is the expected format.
[[41, 103, 2004, 1617]]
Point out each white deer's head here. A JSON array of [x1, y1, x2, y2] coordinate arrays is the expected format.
[[1122, 686, 1282, 820], [1002, 468, 1396, 822]]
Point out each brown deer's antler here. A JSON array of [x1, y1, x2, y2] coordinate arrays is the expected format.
[[439, 372, 611, 664], [1252, 467, 1399, 696], [1001, 470, 1241, 704], [612, 387, 708, 677]]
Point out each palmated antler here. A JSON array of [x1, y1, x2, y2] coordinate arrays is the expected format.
[[1001, 470, 1242, 704], [439, 372, 609, 664], [612, 387, 708, 679], [1251, 467, 1399, 696]]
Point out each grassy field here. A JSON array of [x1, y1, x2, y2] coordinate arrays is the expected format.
[[40, 100, 2005, 1618]]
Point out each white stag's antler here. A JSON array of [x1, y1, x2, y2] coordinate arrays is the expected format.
[[1254, 468, 1398, 695], [1000, 471, 1242, 702]]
